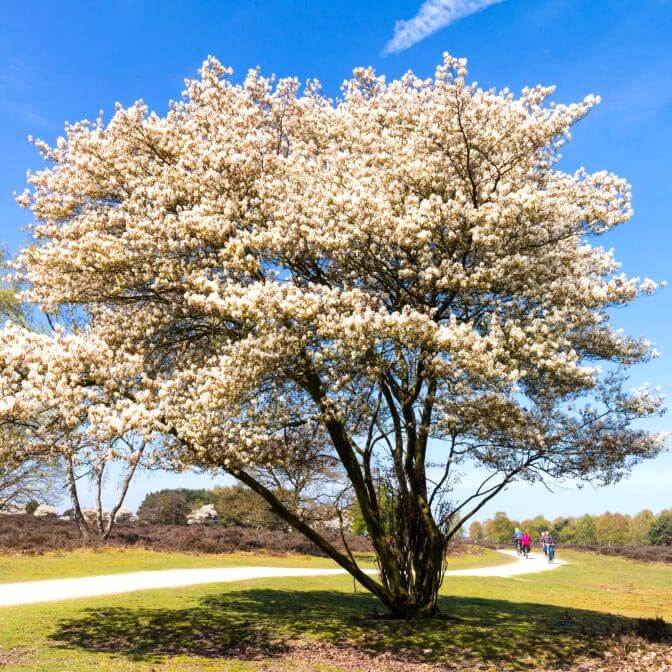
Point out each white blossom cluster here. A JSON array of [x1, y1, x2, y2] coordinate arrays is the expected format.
[[186, 504, 218, 525], [33, 505, 58, 518], [0, 322, 165, 471], [0, 54, 663, 479]]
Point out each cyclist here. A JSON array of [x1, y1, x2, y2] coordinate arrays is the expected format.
[[513, 527, 523, 555], [547, 533, 557, 563], [520, 531, 532, 558], [540, 530, 549, 557]]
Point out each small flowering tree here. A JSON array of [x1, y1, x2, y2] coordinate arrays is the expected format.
[[78, 432, 150, 540], [0, 55, 665, 617], [0, 325, 160, 540], [186, 503, 219, 526]]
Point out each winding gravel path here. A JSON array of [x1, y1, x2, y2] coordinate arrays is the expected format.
[[445, 549, 565, 577], [0, 549, 565, 607]]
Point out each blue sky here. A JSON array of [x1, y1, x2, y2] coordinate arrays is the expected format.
[[0, 0, 670, 519]]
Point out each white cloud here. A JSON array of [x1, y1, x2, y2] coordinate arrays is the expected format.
[[384, 0, 508, 54]]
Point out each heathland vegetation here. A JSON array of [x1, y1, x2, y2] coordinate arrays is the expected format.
[[0, 512, 371, 557]]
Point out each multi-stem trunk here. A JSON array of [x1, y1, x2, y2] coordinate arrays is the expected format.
[[234, 458, 448, 618], [241, 368, 451, 618], [383, 541, 446, 617], [377, 473, 448, 617]]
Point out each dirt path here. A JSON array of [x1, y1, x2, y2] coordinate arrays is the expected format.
[[0, 550, 565, 607], [445, 549, 565, 577]]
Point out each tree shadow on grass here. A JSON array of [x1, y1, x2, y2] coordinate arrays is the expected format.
[[48, 589, 641, 669]]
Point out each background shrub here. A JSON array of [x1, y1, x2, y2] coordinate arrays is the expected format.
[[137, 489, 216, 525], [649, 511, 672, 546], [212, 485, 286, 530]]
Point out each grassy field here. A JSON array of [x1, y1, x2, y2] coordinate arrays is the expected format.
[[0, 549, 670, 671], [0, 545, 509, 583]]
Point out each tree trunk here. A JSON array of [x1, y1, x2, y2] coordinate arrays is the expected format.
[[230, 465, 448, 619], [377, 485, 448, 617], [102, 445, 143, 540], [94, 461, 106, 537], [221, 370, 451, 619], [65, 456, 89, 541]]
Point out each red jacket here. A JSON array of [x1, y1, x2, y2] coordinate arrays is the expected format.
[[521, 533, 531, 546]]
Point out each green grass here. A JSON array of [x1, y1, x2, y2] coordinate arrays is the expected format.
[[454, 549, 672, 619], [0, 549, 669, 671], [445, 545, 516, 570], [0, 546, 508, 584]]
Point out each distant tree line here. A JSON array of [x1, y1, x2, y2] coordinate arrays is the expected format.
[[469, 510, 672, 547]]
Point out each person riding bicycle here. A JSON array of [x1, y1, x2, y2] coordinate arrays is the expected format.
[[520, 531, 532, 558], [513, 527, 523, 555], [546, 534, 557, 563], [540, 530, 549, 557]]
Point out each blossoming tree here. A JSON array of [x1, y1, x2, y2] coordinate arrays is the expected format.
[[0, 55, 665, 617], [0, 324, 160, 539]]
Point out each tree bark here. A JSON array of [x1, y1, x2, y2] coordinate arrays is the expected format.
[[65, 455, 89, 541], [102, 443, 144, 540]]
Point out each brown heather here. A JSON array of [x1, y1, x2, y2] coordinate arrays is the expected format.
[[0, 514, 373, 556]]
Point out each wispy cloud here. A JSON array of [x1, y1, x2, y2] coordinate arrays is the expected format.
[[384, 0, 508, 54]]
